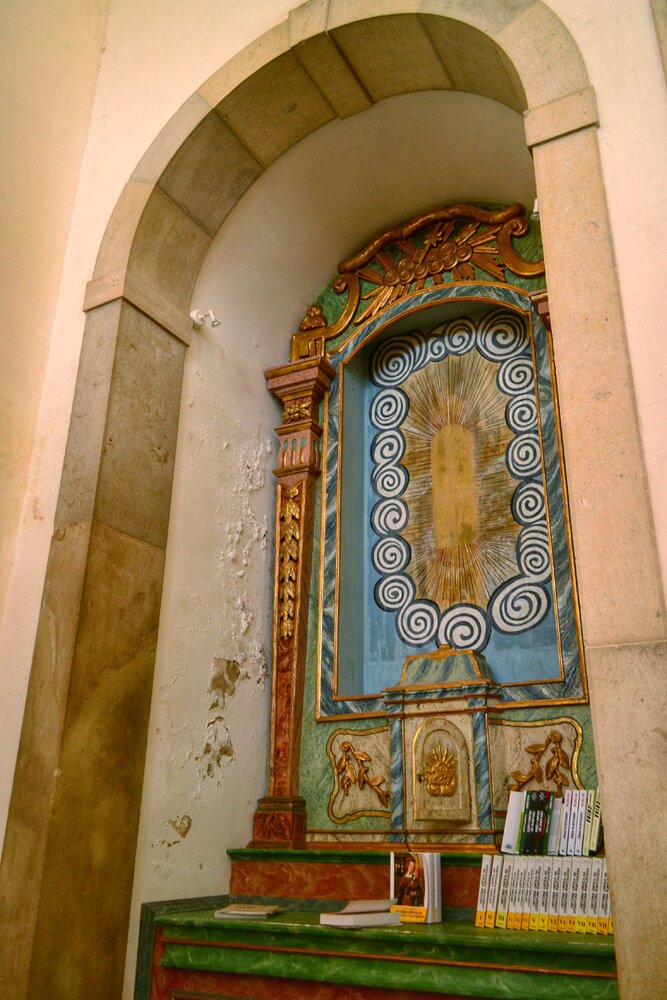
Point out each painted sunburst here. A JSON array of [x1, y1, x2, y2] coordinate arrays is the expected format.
[[400, 350, 519, 610]]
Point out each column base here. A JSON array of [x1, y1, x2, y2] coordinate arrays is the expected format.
[[249, 796, 307, 848]]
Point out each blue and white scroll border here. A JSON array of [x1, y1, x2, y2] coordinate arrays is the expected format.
[[317, 283, 585, 718]]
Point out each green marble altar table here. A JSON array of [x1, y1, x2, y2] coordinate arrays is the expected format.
[[137, 895, 618, 1000]]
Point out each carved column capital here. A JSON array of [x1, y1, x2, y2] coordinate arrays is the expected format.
[[266, 356, 335, 478]]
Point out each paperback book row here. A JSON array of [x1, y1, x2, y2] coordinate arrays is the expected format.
[[502, 787, 603, 857], [475, 853, 613, 936]]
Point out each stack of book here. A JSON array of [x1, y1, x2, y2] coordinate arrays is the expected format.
[[475, 852, 613, 935], [502, 788, 603, 858], [474, 787, 613, 935]]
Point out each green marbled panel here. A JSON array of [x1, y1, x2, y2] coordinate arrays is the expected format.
[[158, 909, 617, 999], [157, 908, 616, 971]]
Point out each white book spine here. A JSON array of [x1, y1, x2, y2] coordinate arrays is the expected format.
[[548, 857, 563, 932], [559, 858, 573, 931], [539, 856, 553, 931], [424, 852, 442, 923], [502, 790, 526, 854], [574, 790, 587, 856], [582, 790, 595, 856], [566, 790, 580, 856], [576, 857, 592, 933], [559, 789, 573, 855], [509, 856, 526, 929], [495, 855, 514, 929], [598, 858, 611, 934], [587, 856, 603, 933], [521, 857, 534, 930], [529, 857, 543, 931], [475, 855, 493, 927], [547, 797, 562, 855], [590, 790, 602, 853], [568, 858, 582, 931], [485, 855, 503, 928]]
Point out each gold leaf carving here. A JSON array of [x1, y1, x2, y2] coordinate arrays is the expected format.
[[422, 743, 458, 798], [335, 741, 390, 808], [299, 303, 327, 331], [283, 400, 311, 424], [278, 486, 301, 639], [509, 729, 571, 794], [291, 204, 543, 360]]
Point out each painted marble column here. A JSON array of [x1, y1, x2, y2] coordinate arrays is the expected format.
[[251, 355, 335, 847]]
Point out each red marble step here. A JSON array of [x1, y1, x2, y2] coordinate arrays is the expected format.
[[229, 849, 483, 909]]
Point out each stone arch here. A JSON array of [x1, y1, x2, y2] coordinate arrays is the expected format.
[[3, 3, 663, 999], [85, 3, 594, 345]]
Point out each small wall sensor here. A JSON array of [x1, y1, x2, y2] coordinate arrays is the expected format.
[[190, 309, 220, 328]]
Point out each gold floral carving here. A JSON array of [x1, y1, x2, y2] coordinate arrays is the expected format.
[[335, 740, 390, 808], [422, 743, 458, 798], [282, 400, 311, 424], [353, 213, 540, 326], [509, 729, 571, 794], [278, 485, 301, 639], [290, 203, 545, 360], [299, 303, 327, 330]]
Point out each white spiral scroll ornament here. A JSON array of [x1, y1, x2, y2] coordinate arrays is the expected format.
[[368, 309, 553, 650]]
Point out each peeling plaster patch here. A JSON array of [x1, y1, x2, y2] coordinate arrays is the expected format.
[[154, 814, 193, 848], [236, 596, 253, 635], [197, 657, 240, 780], [169, 814, 192, 838], [210, 657, 241, 698]]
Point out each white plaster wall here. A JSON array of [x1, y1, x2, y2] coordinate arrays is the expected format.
[[0, 0, 666, 986], [0, 0, 109, 836]]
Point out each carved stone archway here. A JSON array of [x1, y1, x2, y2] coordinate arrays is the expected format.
[[1, 4, 663, 998]]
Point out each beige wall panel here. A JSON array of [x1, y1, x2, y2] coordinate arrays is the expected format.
[[127, 187, 211, 312], [586, 640, 667, 1000], [93, 303, 186, 550], [216, 51, 335, 166], [0, 521, 91, 1000], [25, 522, 165, 1000], [292, 33, 372, 118], [55, 301, 122, 529], [533, 128, 665, 646], [495, 1, 589, 107], [422, 15, 525, 111], [331, 15, 454, 101], [159, 112, 262, 237], [0, 0, 107, 620]]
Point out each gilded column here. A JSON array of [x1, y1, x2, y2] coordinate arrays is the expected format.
[[251, 354, 335, 847]]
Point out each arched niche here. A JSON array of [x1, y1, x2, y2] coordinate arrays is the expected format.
[[2, 4, 662, 999]]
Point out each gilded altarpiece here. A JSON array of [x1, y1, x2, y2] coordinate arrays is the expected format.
[[253, 204, 597, 850]]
